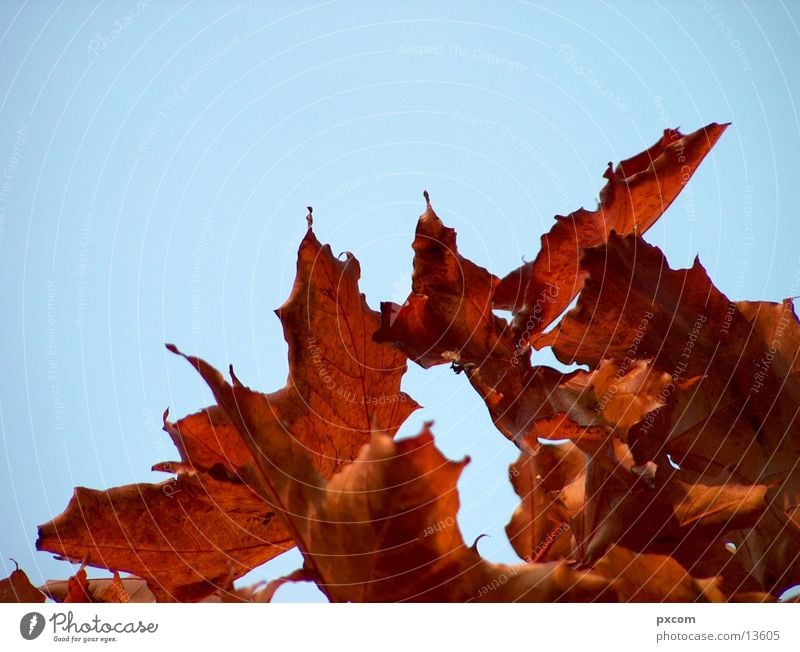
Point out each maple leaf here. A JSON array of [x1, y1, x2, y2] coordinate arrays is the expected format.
[[506, 420, 767, 595], [160, 406, 254, 477], [376, 193, 513, 371], [505, 442, 584, 564], [536, 233, 800, 594], [494, 123, 728, 338], [171, 347, 616, 602], [63, 567, 92, 603], [37, 221, 418, 601], [41, 570, 154, 603], [556, 359, 700, 433], [200, 569, 314, 603], [268, 224, 419, 475], [374, 149, 720, 449], [593, 545, 726, 602], [522, 409, 769, 592], [0, 561, 45, 603], [374, 121, 729, 448], [375, 196, 565, 447], [36, 476, 292, 602], [32, 124, 798, 604]]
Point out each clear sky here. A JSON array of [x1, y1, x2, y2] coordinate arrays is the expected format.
[[1, 1, 799, 602]]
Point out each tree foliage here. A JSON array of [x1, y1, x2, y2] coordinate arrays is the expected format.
[[5, 122, 798, 603]]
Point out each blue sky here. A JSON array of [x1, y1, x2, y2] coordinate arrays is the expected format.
[[1, 1, 799, 602]]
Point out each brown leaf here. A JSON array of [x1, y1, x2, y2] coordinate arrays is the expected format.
[[0, 562, 45, 603], [37, 222, 418, 601], [535, 233, 800, 593], [271, 224, 419, 476], [64, 568, 91, 602], [376, 196, 512, 370], [205, 568, 315, 603], [173, 349, 615, 602], [371, 200, 766, 587], [373, 201, 697, 451], [375, 199, 571, 447], [505, 442, 584, 563], [37, 476, 291, 602], [670, 478, 769, 530], [42, 572, 154, 603], [377, 126, 726, 449], [161, 406, 253, 476], [559, 359, 700, 433], [527, 419, 769, 597], [494, 123, 728, 337], [276, 423, 614, 602], [588, 455, 766, 557], [594, 545, 725, 602]]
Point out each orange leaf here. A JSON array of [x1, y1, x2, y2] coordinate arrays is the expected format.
[[506, 442, 584, 564], [64, 568, 91, 603], [534, 233, 800, 594], [594, 545, 725, 602], [0, 562, 45, 603], [495, 123, 728, 337], [173, 350, 615, 602], [37, 478, 291, 601], [37, 221, 419, 601]]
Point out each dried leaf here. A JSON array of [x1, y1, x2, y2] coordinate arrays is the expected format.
[[42, 572, 154, 603], [173, 349, 615, 602], [0, 562, 45, 603], [535, 233, 800, 594], [37, 223, 418, 601], [494, 123, 728, 337], [594, 545, 725, 602], [34, 124, 797, 603], [37, 477, 291, 601], [376, 196, 511, 370], [162, 406, 253, 476], [64, 568, 91, 603], [375, 199, 569, 447], [505, 442, 584, 563], [271, 225, 419, 476]]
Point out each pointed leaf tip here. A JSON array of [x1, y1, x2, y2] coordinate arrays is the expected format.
[[229, 364, 243, 387]]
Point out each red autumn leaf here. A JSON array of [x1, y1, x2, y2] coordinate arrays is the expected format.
[[505, 442, 585, 564], [160, 406, 253, 476], [36, 476, 292, 602], [31, 123, 800, 603], [37, 220, 418, 601], [533, 233, 800, 594], [42, 572, 153, 603], [494, 123, 728, 337], [63, 567, 91, 603], [521, 405, 768, 593], [593, 545, 726, 602], [268, 222, 419, 476], [0, 561, 45, 603], [173, 348, 615, 602], [375, 198, 568, 447], [524, 427, 767, 592], [376, 194, 512, 371]]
